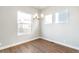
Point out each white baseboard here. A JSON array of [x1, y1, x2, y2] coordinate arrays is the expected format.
[[41, 37, 79, 50], [0, 36, 79, 51], [0, 37, 39, 50]]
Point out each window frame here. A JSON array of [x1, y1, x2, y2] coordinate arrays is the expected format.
[[17, 11, 32, 36]]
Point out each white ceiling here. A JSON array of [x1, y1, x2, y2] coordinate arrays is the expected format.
[[31, 6, 48, 10]]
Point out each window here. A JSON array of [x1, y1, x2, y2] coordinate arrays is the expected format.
[[44, 14, 52, 24], [55, 9, 69, 23], [17, 11, 32, 35]]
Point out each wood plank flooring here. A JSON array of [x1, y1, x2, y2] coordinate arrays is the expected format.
[[0, 38, 79, 53]]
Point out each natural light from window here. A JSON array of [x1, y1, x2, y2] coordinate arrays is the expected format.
[[17, 11, 32, 35], [55, 9, 69, 24], [44, 14, 52, 24]]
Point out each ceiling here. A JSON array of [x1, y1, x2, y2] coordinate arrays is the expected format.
[[31, 6, 49, 10]]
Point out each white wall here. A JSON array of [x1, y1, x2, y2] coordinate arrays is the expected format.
[[1, 6, 79, 49], [41, 6, 79, 48], [0, 6, 39, 47]]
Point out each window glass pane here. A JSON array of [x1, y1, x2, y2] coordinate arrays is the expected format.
[[44, 14, 52, 24], [55, 9, 69, 23], [17, 11, 32, 35]]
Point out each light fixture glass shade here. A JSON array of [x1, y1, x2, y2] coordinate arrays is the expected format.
[[33, 13, 39, 20], [41, 13, 44, 18]]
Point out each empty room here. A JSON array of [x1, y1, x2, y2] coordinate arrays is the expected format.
[[0, 6, 79, 53]]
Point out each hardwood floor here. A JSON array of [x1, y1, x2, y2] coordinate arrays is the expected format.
[[0, 38, 79, 53]]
